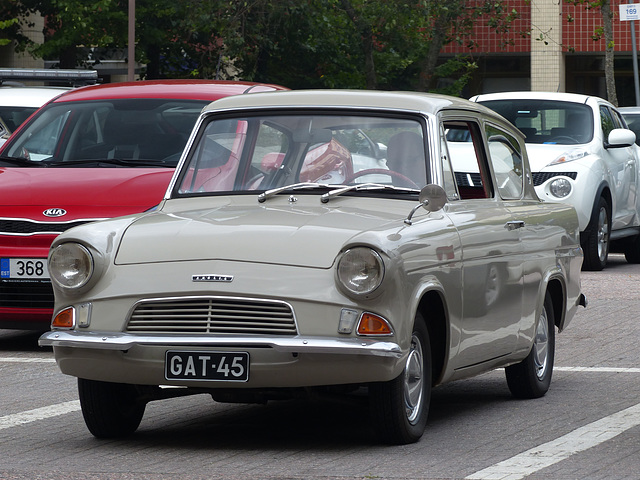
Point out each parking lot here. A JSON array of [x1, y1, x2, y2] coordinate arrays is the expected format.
[[1, 254, 639, 480]]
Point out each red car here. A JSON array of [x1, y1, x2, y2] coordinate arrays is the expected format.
[[0, 79, 286, 330]]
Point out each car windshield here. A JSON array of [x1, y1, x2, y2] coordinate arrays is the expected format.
[[174, 112, 428, 196], [2, 98, 208, 167], [0, 106, 38, 134], [478, 99, 594, 145]]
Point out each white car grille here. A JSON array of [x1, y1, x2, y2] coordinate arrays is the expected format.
[[126, 296, 297, 335]]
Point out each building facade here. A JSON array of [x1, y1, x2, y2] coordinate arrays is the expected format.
[[444, 0, 640, 105]]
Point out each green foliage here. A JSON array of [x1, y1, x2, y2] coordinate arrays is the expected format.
[[0, 0, 521, 94]]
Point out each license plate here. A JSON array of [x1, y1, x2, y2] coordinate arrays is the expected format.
[[0, 258, 49, 279], [165, 351, 249, 382]]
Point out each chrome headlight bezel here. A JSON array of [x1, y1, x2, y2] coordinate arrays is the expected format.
[[49, 242, 94, 290], [336, 247, 385, 297]]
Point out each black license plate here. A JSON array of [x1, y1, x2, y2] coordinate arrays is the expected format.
[[165, 351, 249, 382]]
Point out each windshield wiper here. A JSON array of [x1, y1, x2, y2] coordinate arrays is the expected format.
[[257, 182, 334, 203], [46, 158, 170, 168], [320, 183, 419, 203], [0, 155, 45, 167]]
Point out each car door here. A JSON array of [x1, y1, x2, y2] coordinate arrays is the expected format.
[[600, 104, 638, 228], [442, 116, 523, 371]]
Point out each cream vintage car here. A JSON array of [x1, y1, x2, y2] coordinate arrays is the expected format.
[[39, 90, 586, 445]]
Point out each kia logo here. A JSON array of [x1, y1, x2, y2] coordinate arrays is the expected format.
[[43, 208, 67, 218]]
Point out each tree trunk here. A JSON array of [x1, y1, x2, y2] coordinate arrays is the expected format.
[[339, 0, 377, 89], [417, 11, 451, 92], [601, 0, 618, 105]]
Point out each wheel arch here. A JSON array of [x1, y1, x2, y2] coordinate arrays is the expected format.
[[588, 182, 612, 229], [543, 274, 567, 332], [415, 288, 449, 386]]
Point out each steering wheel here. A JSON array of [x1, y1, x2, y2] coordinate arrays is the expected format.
[[344, 168, 420, 188], [548, 135, 579, 144]]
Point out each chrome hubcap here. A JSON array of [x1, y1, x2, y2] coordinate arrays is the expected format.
[[404, 333, 424, 424], [533, 308, 550, 380], [597, 206, 609, 262]]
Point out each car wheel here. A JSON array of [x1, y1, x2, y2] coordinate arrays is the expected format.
[[505, 292, 555, 399], [369, 312, 431, 444], [78, 378, 146, 438], [582, 196, 610, 271]]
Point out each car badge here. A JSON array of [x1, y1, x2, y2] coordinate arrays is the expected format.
[[192, 274, 234, 282], [43, 208, 67, 218]]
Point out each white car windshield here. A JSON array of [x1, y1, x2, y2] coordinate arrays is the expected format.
[[478, 99, 594, 145], [174, 112, 428, 195]]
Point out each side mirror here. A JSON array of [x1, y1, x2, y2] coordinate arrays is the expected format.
[[419, 184, 448, 212], [606, 128, 636, 148], [404, 184, 447, 225]]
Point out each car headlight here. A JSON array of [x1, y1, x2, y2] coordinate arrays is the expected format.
[[549, 177, 572, 198], [336, 247, 384, 295], [49, 242, 94, 289], [547, 149, 589, 166]]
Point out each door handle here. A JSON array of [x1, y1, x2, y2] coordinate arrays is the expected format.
[[505, 220, 525, 231]]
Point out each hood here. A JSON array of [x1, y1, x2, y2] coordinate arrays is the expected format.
[[0, 167, 174, 221], [115, 197, 410, 268], [525, 143, 593, 172]]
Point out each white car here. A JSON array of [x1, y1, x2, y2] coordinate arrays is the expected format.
[[471, 92, 639, 270], [0, 86, 69, 145], [40, 90, 585, 444]]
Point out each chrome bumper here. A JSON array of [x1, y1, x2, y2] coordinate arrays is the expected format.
[[39, 330, 403, 358]]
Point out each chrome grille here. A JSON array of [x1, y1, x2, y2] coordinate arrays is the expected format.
[[126, 297, 297, 335]]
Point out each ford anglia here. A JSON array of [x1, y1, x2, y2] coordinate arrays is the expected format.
[[39, 90, 586, 444]]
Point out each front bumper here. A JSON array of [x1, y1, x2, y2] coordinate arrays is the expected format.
[[39, 330, 404, 388]]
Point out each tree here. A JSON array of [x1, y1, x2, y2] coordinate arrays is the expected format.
[[0, 0, 521, 94]]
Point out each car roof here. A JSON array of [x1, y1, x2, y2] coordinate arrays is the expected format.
[[0, 86, 70, 107], [48, 80, 287, 103], [201, 89, 495, 117], [470, 91, 607, 106]]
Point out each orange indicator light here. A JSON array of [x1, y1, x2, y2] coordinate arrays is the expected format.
[[357, 313, 392, 335], [52, 307, 75, 329]]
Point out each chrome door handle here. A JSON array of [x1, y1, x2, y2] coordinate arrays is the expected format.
[[505, 220, 525, 231]]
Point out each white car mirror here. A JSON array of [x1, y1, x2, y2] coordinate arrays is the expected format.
[[607, 128, 636, 148]]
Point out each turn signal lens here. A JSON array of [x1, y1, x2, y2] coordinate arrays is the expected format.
[[357, 313, 393, 335], [52, 307, 75, 329]]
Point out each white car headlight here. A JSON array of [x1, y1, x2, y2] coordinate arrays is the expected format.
[[337, 247, 384, 295], [49, 243, 94, 289], [547, 148, 589, 166], [549, 177, 572, 198]]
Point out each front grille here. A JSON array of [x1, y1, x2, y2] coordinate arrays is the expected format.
[[0, 280, 53, 308], [532, 172, 577, 186], [0, 219, 90, 235], [126, 297, 298, 335]]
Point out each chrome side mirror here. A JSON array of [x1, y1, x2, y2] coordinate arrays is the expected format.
[[404, 184, 447, 225]]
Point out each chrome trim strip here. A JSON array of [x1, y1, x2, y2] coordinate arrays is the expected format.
[[39, 330, 402, 358]]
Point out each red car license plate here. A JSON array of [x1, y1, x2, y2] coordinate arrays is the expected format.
[[165, 351, 249, 382]]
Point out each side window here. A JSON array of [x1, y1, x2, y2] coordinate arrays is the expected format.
[[600, 106, 616, 140], [439, 124, 459, 200], [485, 124, 524, 200], [444, 120, 493, 200]]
